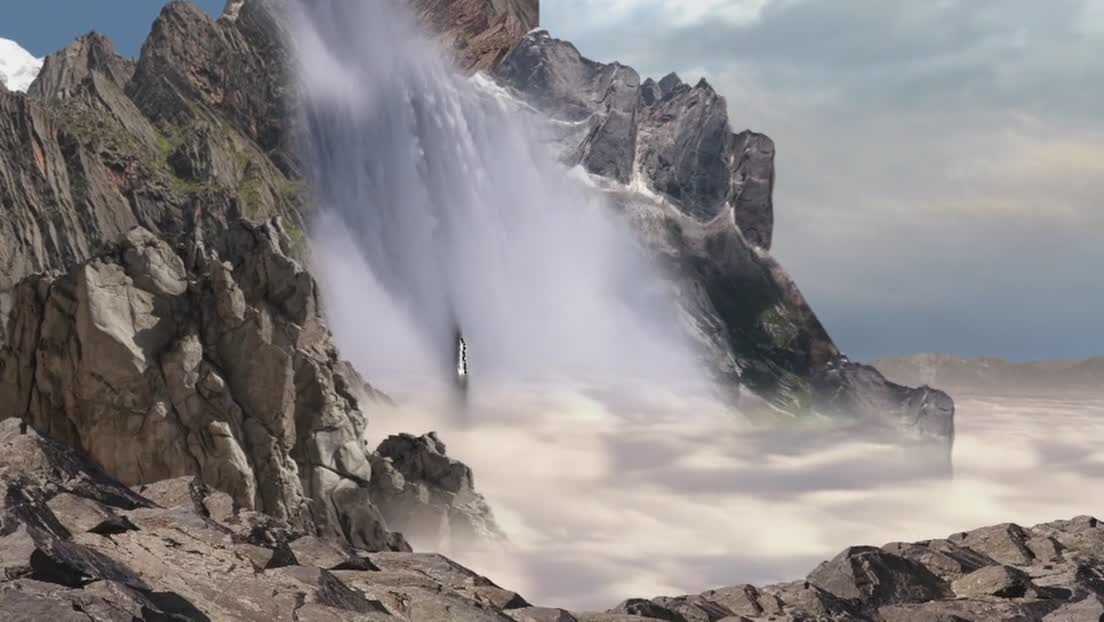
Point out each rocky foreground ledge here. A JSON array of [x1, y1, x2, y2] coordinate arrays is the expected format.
[[1, 419, 1100, 621]]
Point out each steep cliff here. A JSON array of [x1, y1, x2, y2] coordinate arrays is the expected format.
[[492, 31, 954, 436], [0, 217, 500, 550], [411, 0, 539, 73]]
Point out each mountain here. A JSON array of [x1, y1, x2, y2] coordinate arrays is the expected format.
[[0, 37, 43, 92], [490, 31, 954, 437], [0, 1, 953, 443], [876, 353, 1104, 397]]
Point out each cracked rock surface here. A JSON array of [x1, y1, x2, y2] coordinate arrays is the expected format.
[[0, 218, 497, 552]]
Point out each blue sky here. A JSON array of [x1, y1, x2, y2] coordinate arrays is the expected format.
[[0, 1, 223, 58]]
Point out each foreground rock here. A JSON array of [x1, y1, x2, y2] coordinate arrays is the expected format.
[[491, 31, 954, 441], [611, 518, 1104, 622], [0, 419, 523, 621], [0, 219, 498, 551], [370, 432, 504, 550], [2, 416, 1100, 621]]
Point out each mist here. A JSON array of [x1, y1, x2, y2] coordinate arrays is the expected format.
[[289, 0, 702, 386], [274, 0, 1104, 615], [363, 385, 1104, 610]]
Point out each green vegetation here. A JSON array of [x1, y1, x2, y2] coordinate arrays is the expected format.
[[759, 303, 800, 351]]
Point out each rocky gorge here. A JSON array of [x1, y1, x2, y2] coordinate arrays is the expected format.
[[0, 0, 1094, 620]]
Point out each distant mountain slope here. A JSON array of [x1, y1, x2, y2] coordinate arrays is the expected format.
[[876, 353, 1104, 396], [0, 37, 43, 92]]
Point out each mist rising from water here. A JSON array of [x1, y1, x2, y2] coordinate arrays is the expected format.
[[289, 0, 702, 386]]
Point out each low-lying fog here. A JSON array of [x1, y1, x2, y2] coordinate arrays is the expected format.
[[358, 381, 1103, 610]]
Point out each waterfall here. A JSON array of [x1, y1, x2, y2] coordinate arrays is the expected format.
[[289, 0, 701, 388]]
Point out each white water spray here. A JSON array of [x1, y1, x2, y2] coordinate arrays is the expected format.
[[290, 0, 703, 388]]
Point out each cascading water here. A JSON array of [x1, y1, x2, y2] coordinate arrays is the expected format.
[[289, 0, 703, 390]]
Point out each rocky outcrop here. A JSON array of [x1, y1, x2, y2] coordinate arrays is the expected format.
[[495, 32, 773, 248], [4, 415, 1100, 621], [0, 418, 528, 621], [370, 433, 504, 550], [492, 31, 952, 439], [875, 353, 1104, 397], [612, 517, 1104, 621], [0, 218, 498, 552], [0, 218, 409, 551], [411, 0, 539, 74]]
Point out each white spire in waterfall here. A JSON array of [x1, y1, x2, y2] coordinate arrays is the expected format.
[[0, 38, 43, 92]]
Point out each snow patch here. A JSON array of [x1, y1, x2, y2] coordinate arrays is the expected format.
[[0, 38, 43, 92]]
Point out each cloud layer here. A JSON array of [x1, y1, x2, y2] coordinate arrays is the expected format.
[[363, 382, 1104, 610], [543, 0, 1104, 361]]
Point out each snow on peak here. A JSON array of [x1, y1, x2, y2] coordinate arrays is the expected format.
[[0, 37, 43, 93]]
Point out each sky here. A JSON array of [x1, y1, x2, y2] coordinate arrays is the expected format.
[[544, 0, 1104, 362], [2, 0, 1101, 362], [0, 1, 223, 58]]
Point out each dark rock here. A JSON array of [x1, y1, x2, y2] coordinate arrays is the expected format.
[[491, 30, 952, 441], [882, 540, 998, 582], [371, 432, 503, 548], [948, 523, 1037, 566], [951, 565, 1041, 599], [608, 598, 685, 621], [0, 221, 410, 552], [807, 546, 952, 608]]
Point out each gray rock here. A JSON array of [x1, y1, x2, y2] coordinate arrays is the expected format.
[[0, 221, 408, 552], [948, 523, 1037, 566], [807, 546, 952, 608], [951, 565, 1041, 599], [882, 539, 998, 582], [371, 432, 504, 549]]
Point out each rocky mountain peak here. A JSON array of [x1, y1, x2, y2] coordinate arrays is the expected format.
[[27, 31, 133, 101]]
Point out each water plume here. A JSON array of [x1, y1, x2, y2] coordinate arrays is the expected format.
[[288, 0, 703, 389]]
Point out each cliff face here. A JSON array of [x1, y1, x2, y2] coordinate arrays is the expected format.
[[0, 3, 304, 297], [0, 0, 506, 552], [411, 0, 538, 74], [492, 32, 954, 436]]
